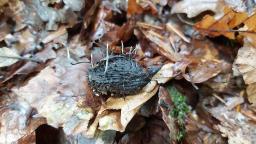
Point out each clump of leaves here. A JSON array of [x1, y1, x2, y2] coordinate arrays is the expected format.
[[167, 84, 190, 141]]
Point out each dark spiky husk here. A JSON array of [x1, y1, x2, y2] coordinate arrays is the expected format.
[[88, 56, 158, 97]]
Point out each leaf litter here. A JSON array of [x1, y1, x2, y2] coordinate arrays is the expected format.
[[0, 0, 256, 143]]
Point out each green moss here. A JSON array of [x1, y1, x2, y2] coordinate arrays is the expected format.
[[167, 85, 190, 141]]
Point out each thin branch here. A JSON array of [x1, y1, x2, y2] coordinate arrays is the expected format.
[[0, 56, 42, 63]]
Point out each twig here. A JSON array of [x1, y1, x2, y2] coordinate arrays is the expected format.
[[0, 55, 41, 63], [177, 14, 195, 26], [212, 93, 226, 105], [104, 43, 109, 74], [196, 27, 256, 34], [166, 23, 191, 43]]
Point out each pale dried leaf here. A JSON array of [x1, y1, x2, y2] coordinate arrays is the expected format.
[[87, 81, 159, 136], [32, 0, 77, 30], [0, 100, 46, 143], [210, 105, 256, 144], [246, 83, 256, 105], [171, 0, 246, 18], [63, 0, 84, 11], [234, 46, 256, 84], [152, 63, 174, 84], [171, 0, 221, 18], [42, 26, 67, 44], [12, 49, 94, 138], [0, 47, 20, 67]]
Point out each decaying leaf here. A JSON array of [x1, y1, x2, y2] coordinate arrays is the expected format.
[[1, 0, 256, 143], [209, 105, 256, 144], [152, 63, 174, 84], [63, 0, 84, 11], [118, 117, 170, 144], [9, 49, 94, 141], [158, 86, 178, 142], [87, 81, 159, 136], [139, 28, 181, 61], [234, 46, 256, 85], [172, 0, 256, 44], [0, 99, 46, 143], [234, 46, 256, 105], [183, 60, 222, 83], [0, 47, 20, 67], [171, 0, 223, 18], [127, 0, 143, 16]]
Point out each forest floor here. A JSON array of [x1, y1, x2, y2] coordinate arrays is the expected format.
[[0, 0, 256, 144]]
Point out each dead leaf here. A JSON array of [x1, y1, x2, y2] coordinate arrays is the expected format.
[[87, 81, 159, 136], [10, 49, 94, 140], [183, 60, 222, 83], [118, 117, 170, 144], [171, 0, 223, 18], [209, 105, 256, 144], [247, 83, 256, 105], [63, 0, 84, 11], [185, 113, 226, 144], [152, 63, 174, 84], [127, 0, 143, 16], [233, 46, 256, 105], [42, 26, 67, 44], [234, 46, 256, 84], [0, 47, 20, 67], [0, 100, 46, 143], [158, 86, 178, 142], [140, 29, 181, 61], [173, 0, 256, 42]]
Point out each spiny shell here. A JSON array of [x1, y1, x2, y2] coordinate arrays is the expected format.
[[88, 55, 158, 97]]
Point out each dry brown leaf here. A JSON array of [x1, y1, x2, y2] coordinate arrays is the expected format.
[[173, 0, 256, 43], [0, 100, 46, 143], [183, 60, 222, 83], [42, 26, 67, 44], [195, 7, 237, 39], [234, 46, 256, 84], [87, 81, 159, 136], [158, 86, 178, 142], [127, 0, 143, 16], [152, 63, 174, 84], [140, 29, 181, 61], [0, 47, 20, 67], [209, 105, 256, 144], [247, 83, 256, 105], [10, 49, 94, 140], [234, 46, 256, 105], [194, 6, 256, 43]]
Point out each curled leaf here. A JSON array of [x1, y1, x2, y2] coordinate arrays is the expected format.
[[183, 60, 221, 83], [87, 81, 159, 136]]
